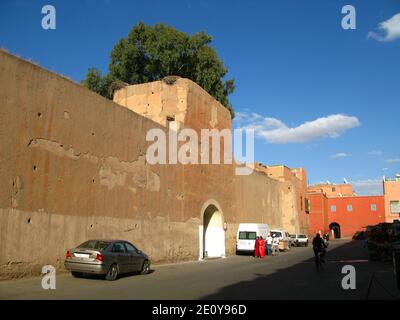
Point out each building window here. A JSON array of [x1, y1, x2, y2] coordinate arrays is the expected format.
[[301, 196, 303, 211], [370, 204, 377, 212], [305, 198, 310, 213], [332, 187, 336, 192], [347, 204, 353, 212], [331, 205, 336, 212], [390, 201, 400, 214]]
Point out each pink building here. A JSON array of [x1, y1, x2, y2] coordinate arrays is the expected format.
[[308, 190, 385, 238], [384, 176, 400, 223], [308, 177, 400, 238]]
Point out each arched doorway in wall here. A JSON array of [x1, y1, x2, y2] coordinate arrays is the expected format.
[[199, 200, 226, 260], [329, 222, 341, 239]]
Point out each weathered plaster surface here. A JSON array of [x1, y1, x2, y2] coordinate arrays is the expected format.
[[0, 50, 306, 278]]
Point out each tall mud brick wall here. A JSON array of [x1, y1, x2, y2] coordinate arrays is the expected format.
[[0, 50, 288, 278]]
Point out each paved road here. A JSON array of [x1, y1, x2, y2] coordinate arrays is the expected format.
[[0, 239, 398, 300]]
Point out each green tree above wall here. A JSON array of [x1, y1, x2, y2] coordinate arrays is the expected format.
[[82, 22, 235, 118]]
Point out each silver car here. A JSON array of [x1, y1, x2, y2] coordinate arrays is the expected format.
[[64, 240, 150, 281]]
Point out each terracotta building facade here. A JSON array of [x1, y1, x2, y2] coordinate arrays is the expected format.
[[384, 176, 400, 223], [308, 179, 399, 238]]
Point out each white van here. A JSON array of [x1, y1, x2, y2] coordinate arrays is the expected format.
[[236, 223, 270, 253], [270, 229, 291, 251]]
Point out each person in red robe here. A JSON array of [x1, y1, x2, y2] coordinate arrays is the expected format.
[[254, 236, 260, 258], [259, 236, 266, 258]]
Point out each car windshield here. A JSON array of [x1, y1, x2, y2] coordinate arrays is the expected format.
[[298, 235, 307, 238], [271, 231, 282, 237], [239, 231, 257, 240], [290, 235, 296, 238], [77, 240, 111, 250]]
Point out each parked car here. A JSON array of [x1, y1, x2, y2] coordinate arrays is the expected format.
[[290, 234, 309, 247], [270, 229, 291, 251], [236, 223, 270, 254], [289, 234, 297, 247], [352, 231, 366, 240], [297, 234, 309, 247], [366, 223, 396, 262], [65, 240, 150, 281]]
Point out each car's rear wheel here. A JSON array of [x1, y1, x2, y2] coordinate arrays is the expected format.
[[141, 260, 150, 275], [106, 263, 119, 281], [71, 271, 83, 278]]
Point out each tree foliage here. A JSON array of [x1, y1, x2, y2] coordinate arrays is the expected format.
[[82, 22, 235, 118]]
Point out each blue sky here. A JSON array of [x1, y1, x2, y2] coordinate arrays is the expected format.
[[1, 0, 399, 195]]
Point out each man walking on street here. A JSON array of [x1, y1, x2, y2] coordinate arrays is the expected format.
[[266, 233, 273, 256], [272, 235, 280, 256], [312, 233, 327, 269]]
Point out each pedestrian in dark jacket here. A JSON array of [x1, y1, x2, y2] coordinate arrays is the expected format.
[[312, 233, 327, 262]]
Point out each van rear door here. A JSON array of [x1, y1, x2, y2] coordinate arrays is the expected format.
[[237, 231, 257, 251]]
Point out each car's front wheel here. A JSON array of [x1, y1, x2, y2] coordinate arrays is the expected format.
[[106, 263, 119, 281], [141, 260, 150, 275]]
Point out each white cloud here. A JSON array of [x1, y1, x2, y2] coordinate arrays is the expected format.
[[368, 13, 400, 42], [234, 113, 360, 144], [368, 150, 383, 156], [385, 158, 400, 164], [351, 179, 383, 196], [382, 168, 389, 171], [331, 153, 351, 159]]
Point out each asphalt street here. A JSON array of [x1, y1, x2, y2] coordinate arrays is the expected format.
[[0, 239, 398, 300]]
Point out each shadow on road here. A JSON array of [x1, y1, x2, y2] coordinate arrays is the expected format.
[[201, 240, 399, 300], [70, 269, 156, 281]]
